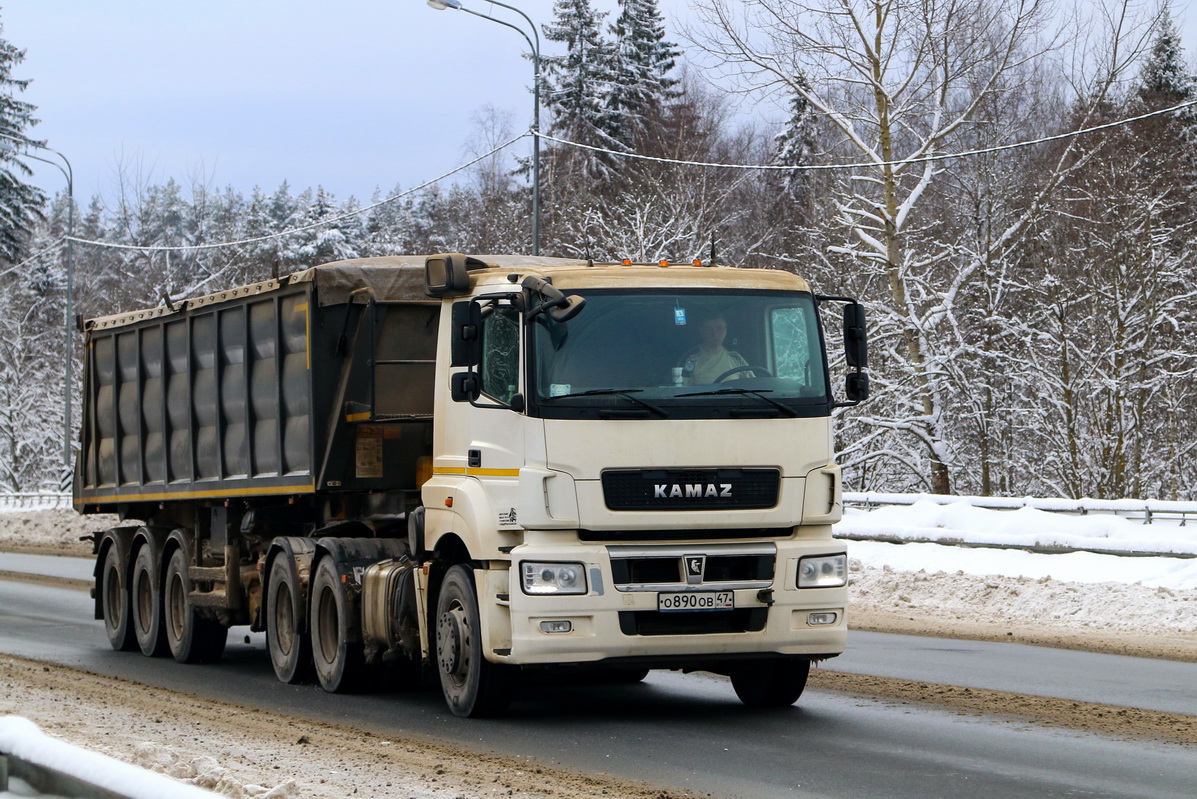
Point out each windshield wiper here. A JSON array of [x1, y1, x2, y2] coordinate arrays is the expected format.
[[676, 387, 798, 417], [545, 388, 668, 418]]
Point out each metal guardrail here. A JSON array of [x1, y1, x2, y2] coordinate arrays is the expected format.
[[0, 716, 217, 799], [840, 491, 1197, 559], [843, 491, 1196, 526], [0, 492, 72, 511]]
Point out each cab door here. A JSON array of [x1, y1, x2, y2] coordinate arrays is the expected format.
[[466, 299, 527, 533]]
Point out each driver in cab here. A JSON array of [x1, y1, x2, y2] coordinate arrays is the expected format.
[[681, 314, 748, 384]]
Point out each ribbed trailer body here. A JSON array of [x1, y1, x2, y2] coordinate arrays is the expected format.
[[74, 258, 439, 518]]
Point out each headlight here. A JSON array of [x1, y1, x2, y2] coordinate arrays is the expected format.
[[521, 562, 587, 595], [797, 554, 847, 589]]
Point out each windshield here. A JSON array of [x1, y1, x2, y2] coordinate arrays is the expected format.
[[530, 289, 829, 419]]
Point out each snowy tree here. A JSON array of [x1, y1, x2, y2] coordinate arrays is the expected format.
[[542, 0, 614, 140], [692, 0, 1149, 495], [606, 0, 681, 149], [1138, 2, 1196, 111], [0, 17, 46, 263], [772, 76, 817, 203]]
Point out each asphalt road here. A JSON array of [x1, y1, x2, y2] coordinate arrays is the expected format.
[[5, 553, 1195, 714], [1, 565, 1196, 798]]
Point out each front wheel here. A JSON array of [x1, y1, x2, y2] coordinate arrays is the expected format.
[[163, 547, 227, 664], [730, 658, 810, 708], [435, 565, 513, 717]]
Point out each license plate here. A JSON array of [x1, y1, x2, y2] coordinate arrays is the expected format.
[[657, 591, 735, 612]]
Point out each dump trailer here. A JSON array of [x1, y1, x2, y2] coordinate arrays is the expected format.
[[75, 253, 868, 717]]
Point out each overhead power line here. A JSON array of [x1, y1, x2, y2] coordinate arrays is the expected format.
[[0, 236, 65, 280], [542, 98, 1197, 171]]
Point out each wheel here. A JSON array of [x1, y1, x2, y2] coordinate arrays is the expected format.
[[131, 544, 169, 657], [435, 565, 513, 718], [310, 556, 367, 692], [730, 658, 810, 708], [715, 364, 773, 382], [163, 547, 227, 664], [267, 552, 314, 684], [101, 545, 136, 652]]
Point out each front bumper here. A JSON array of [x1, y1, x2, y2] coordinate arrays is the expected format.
[[478, 537, 847, 666]]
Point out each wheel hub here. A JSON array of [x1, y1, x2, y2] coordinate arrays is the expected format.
[[436, 609, 463, 675]]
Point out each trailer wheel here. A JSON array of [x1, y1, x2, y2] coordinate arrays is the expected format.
[[730, 657, 810, 708], [310, 556, 366, 692], [163, 547, 227, 663], [101, 545, 136, 652], [435, 565, 513, 718], [131, 545, 168, 657], [267, 553, 314, 684]]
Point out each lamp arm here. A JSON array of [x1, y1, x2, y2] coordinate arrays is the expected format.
[[459, 6, 536, 60]]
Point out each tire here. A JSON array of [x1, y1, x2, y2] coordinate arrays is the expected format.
[[163, 546, 227, 664], [435, 565, 513, 718], [730, 658, 810, 708], [267, 552, 314, 684], [131, 544, 169, 657], [101, 545, 136, 652], [310, 556, 366, 693]]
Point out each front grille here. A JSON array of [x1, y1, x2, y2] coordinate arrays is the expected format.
[[607, 543, 776, 594], [619, 609, 768, 636], [602, 468, 780, 511], [611, 553, 772, 586]]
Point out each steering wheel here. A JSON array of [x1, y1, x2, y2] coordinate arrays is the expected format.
[[715, 365, 772, 382]]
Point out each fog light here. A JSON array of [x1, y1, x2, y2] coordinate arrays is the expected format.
[[539, 620, 573, 634], [807, 612, 838, 626]]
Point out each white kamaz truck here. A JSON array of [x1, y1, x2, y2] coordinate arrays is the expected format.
[[76, 254, 868, 717]]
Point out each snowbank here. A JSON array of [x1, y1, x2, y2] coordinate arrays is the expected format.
[[0, 716, 219, 798], [837, 499, 1197, 556]]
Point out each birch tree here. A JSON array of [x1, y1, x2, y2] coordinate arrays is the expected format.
[[690, 0, 1151, 494]]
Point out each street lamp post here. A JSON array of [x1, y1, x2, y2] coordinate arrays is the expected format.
[[0, 134, 76, 483], [426, 0, 541, 256]]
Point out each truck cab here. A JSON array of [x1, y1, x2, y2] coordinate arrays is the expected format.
[[418, 255, 867, 715]]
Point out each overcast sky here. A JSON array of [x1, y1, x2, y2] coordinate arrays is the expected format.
[[5, 1, 1197, 209], [3, 0, 589, 205]]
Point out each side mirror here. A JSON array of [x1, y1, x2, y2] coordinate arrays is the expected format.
[[843, 303, 867, 369], [451, 301, 482, 367], [451, 371, 481, 402], [845, 371, 870, 403], [425, 253, 473, 297], [522, 275, 585, 323], [549, 295, 586, 323]]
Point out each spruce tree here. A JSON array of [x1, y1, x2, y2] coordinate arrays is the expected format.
[[773, 74, 818, 206], [0, 16, 47, 263], [1139, 2, 1196, 113], [605, 0, 680, 148], [1135, 3, 1197, 194], [542, 0, 616, 150]]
